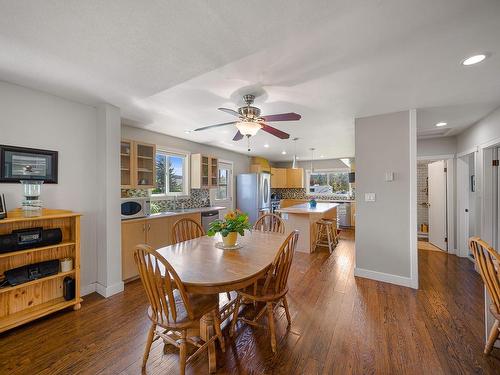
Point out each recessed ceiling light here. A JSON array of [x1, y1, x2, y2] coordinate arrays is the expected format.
[[281, 151, 287, 155], [461, 54, 487, 66], [264, 144, 269, 148], [320, 155, 324, 158], [184, 130, 192, 134], [296, 157, 300, 160], [435, 122, 447, 127]]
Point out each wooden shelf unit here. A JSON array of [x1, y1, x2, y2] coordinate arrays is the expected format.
[[0, 209, 82, 333], [191, 154, 218, 189], [120, 139, 157, 189]]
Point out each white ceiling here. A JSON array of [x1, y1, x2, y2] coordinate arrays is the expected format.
[[0, 0, 500, 161]]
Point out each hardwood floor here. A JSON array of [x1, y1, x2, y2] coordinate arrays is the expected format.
[[1, 230, 499, 374]]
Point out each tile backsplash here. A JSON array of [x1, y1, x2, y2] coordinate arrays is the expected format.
[[121, 188, 210, 214], [271, 188, 354, 201]]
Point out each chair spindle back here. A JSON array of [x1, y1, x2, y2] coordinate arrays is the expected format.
[[469, 237, 500, 313], [253, 213, 285, 233], [263, 230, 299, 295], [172, 218, 205, 244], [134, 244, 194, 324]]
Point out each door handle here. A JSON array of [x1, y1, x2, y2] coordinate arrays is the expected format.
[[142, 223, 146, 232]]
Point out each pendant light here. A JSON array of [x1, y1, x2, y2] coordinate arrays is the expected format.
[[310, 148, 315, 173], [292, 138, 299, 169]]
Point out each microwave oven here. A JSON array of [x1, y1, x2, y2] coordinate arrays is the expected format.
[[121, 197, 150, 220]]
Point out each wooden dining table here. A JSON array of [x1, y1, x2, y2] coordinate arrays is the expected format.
[[156, 230, 288, 373]]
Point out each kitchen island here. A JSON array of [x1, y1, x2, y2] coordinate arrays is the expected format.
[[277, 202, 338, 253]]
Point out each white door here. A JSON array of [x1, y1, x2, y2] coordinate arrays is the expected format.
[[428, 160, 447, 251]]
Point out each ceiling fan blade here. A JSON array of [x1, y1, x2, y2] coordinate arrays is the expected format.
[[259, 123, 290, 139], [261, 112, 301, 122], [233, 130, 244, 141], [193, 121, 236, 131], [218, 107, 241, 117]]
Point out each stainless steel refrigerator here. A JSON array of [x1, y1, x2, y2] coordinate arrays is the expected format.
[[236, 173, 271, 224]]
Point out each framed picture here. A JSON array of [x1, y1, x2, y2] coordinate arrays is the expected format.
[[0, 145, 58, 183]]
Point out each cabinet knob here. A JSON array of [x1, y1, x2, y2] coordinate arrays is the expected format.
[[148, 223, 151, 231]]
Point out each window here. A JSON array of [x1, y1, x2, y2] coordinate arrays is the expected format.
[[151, 150, 189, 196], [217, 162, 232, 200], [307, 170, 350, 195]]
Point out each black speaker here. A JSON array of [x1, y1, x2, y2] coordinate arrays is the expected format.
[[0, 227, 62, 253], [63, 277, 75, 301], [4, 259, 59, 286]]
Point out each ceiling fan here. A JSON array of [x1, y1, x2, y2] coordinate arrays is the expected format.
[[193, 94, 301, 141]]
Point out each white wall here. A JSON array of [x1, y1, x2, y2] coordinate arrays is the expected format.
[[0, 81, 98, 291], [457, 106, 500, 153], [354, 110, 417, 288], [417, 137, 457, 157], [121, 125, 250, 178]]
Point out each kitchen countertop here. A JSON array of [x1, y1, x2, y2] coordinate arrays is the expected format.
[[122, 206, 226, 222], [280, 198, 355, 203], [277, 202, 339, 214]]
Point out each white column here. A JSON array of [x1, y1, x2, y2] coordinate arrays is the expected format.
[[95, 104, 123, 297]]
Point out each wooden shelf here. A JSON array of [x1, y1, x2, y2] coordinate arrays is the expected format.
[[120, 153, 130, 157], [137, 156, 153, 160], [0, 270, 76, 295], [137, 168, 153, 173], [120, 168, 130, 171], [0, 241, 76, 259], [0, 296, 81, 333]]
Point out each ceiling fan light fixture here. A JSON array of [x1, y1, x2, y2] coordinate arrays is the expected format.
[[235, 121, 261, 136]]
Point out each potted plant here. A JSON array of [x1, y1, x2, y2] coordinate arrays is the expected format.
[[207, 209, 252, 247]]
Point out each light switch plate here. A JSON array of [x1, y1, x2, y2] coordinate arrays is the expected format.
[[385, 172, 394, 182], [365, 193, 376, 202]]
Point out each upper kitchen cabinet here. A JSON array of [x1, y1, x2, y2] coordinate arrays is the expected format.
[[120, 140, 156, 189], [271, 167, 304, 188], [120, 139, 133, 188], [286, 168, 304, 188], [271, 167, 287, 188], [191, 154, 218, 189]]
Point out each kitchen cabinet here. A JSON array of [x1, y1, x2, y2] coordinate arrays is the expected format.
[[191, 154, 218, 189], [271, 167, 287, 188], [121, 213, 202, 282], [271, 167, 304, 188], [121, 219, 147, 281], [286, 168, 304, 188], [120, 139, 156, 189]]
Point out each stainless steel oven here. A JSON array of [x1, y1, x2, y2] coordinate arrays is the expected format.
[[121, 197, 150, 220]]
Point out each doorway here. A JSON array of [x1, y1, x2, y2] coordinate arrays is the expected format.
[[417, 159, 454, 252]]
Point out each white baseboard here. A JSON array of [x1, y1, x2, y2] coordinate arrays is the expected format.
[[96, 281, 124, 298], [354, 267, 415, 288], [81, 283, 97, 296]]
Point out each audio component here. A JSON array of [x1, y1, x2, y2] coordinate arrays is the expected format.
[[0, 227, 62, 254]]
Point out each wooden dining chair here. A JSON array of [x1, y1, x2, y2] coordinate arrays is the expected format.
[[134, 244, 225, 375], [253, 213, 285, 233], [172, 218, 205, 244], [469, 237, 500, 354], [230, 230, 299, 353]]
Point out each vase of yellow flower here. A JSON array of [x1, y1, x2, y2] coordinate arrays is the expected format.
[[207, 209, 252, 247]]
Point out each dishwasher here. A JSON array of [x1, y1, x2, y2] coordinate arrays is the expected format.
[[337, 203, 351, 228], [201, 210, 220, 232]]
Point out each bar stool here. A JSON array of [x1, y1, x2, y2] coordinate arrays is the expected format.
[[314, 219, 338, 253]]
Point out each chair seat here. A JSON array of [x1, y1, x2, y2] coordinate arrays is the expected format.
[[148, 290, 218, 328], [490, 304, 500, 320]]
